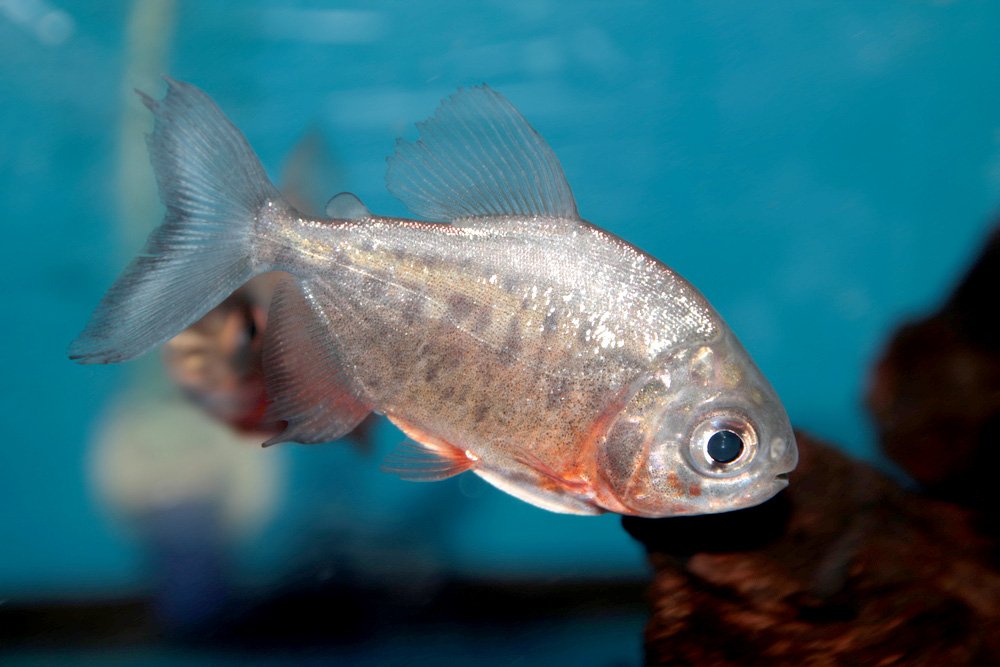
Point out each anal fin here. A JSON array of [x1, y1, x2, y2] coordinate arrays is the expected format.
[[383, 416, 478, 482], [261, 277, 372, 446]]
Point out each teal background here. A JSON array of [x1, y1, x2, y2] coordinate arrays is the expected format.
[[2, 0, 999, 645]]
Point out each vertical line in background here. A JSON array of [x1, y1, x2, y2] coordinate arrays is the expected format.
[[114, 0, 176, 387], [116, 0, 176, 258]]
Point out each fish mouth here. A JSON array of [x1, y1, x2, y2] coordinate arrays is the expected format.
[[774, 472, 790, 483]]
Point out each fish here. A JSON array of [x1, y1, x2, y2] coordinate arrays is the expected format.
[[160, 274, 278, 436], [160, 271, 378, 448], [70, 78, 797, 517], [158, 128, 379, 446]]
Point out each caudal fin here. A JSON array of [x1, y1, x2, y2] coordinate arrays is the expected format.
[[70, 78, 282, 364]]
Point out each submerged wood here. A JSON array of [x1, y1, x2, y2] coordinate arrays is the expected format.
[[624, 433, 1000, 666]]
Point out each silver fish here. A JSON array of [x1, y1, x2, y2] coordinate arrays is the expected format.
[[71, 78, 797, 517]]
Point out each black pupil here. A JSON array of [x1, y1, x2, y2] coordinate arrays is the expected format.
[[707, 430, 744, 464]]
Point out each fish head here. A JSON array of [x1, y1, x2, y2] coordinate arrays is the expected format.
[[595, 329, 797, 517], [160, 276, 279, 435]]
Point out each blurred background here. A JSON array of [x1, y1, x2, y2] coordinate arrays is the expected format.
[[2, 1, 1000, 664]]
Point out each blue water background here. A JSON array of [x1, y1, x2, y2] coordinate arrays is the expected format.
[[2, 0, 1000, 604]]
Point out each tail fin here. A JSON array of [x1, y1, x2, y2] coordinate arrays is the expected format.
[[70, 78, 282, 364]]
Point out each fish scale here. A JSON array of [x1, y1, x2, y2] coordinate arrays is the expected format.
[[266, 219, 653, 466]]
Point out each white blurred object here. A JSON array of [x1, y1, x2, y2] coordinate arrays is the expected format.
[[89, 382, 283, 540], [0, 0, 74, 45]]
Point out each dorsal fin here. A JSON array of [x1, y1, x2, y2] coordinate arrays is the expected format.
[[325, 192, 370, 220], [385, 85, 580, 223]]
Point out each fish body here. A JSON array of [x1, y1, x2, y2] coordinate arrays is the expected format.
[[72, 79, 797, 517]]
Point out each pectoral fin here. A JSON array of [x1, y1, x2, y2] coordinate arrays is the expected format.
[[383, 416, 604, 514], [472, 462, 605, 515]]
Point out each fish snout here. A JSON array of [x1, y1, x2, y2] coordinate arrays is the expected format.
[[768, 431, 799, 480]]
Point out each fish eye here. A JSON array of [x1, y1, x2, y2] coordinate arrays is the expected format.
[[686, 413, 758, 476], [706, 430, 743, 463]]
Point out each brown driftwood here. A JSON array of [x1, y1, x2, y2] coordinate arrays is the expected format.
[[867, 224, 1000, 524], [624, 433, 1000, 666], [626, 218, 1000, 665]]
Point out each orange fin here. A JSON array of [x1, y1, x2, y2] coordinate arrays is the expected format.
[[511, 449, 593, 496], [383, 416, 478, 482]]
